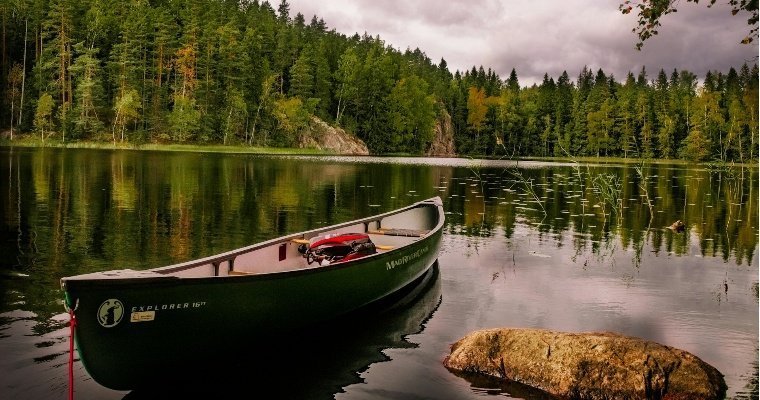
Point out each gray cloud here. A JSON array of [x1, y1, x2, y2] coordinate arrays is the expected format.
[[285, 0, 758, 85]]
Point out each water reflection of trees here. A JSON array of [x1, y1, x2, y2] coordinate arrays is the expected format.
[[1, 150, 757, 320], [440, 163, 757, 267]]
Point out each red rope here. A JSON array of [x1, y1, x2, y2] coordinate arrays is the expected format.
[[68, 307, 77, 400]]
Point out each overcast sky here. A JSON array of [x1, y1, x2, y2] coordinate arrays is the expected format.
[[284, 0, 758, 86]]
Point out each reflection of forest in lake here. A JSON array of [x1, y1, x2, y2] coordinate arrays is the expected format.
[[443, 161, 757, 267], [1, 148, 757, 316], [0, 147, 757, 399], [4, 150, 757, 270]]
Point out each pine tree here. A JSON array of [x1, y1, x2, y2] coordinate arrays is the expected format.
[[311, 41, 331, 119], [277, 0, 290, 24], [637, 90, 655, 158], [617, 72, 638, 158], [506, 68, 519, 92], [169, 43, 200, 142], [149, 7, 178, 136], [289, 47, 313, 99], [6, 63, 23, 139], [69, 42, 104, 139], [37, 0, 74, 140]]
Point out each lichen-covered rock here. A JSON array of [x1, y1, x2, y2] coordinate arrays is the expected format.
[[443, 328, 726, 400], [298, 117, 369, 155]]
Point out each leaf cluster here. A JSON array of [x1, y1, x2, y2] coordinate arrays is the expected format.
[[620, 0, 758, 49]]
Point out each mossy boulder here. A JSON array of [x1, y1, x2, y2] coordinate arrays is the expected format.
[[443, 328, 726, 400]]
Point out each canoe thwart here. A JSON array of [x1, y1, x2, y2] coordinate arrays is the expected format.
[[291, 238, 311, 244], [368, 228, 429, 237], [376, 245, 394, 251]]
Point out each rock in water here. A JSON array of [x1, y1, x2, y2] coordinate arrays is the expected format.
[[669, 220, 686, 232], [443, 328, 726, 400]]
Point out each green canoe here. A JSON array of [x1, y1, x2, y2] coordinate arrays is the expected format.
[[61, 197, 445, 390]]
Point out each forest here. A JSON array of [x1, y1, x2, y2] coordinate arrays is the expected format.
[[0, 0, 758, 162]]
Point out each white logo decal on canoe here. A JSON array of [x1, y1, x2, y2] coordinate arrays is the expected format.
[[97, 299, 124, 328], [130, 301, 207, 313], [386, 246, 429, 270]]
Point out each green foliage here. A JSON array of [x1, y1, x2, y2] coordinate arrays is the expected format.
[[223, 87, 248, 144], [620, 0, 758, 49], [70, 43, 104, 139], [113, 89, 141, 143], [169, 96, 200, 142], [289, 49, 313, 99], [387, 75, 436, 154], [272, 96, 316, 146], [466, 86, 487, 133], [7, 64, 24, 136], [334, 47, 360, 125], [681, 127, 712, 161], [34, 93, 55, 141]]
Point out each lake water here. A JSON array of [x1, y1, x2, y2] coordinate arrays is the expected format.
[[0, 147, 757, 399]]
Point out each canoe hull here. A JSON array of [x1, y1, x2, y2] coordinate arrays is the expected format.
[[63, 201, 443, 390]]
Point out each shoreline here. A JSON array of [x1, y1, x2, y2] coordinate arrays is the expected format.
[[1, 138, 757, 168], [0, 137, 333, 156]]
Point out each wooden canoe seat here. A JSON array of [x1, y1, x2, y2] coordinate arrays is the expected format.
[[228, 270, 255, 276], [291, 239, 310, 244], [368, 228, 429, 237], [376, 245, 394, 251]]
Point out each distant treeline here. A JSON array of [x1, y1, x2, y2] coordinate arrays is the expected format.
[[1, 0, 758, 161]]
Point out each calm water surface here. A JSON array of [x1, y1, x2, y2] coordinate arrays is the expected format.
[[0, 147, 757, 399]]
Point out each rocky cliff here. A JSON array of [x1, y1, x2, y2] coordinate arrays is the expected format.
[[299, 109, 455, 157], [298, 116, 369, 155], [426, 106, 456, 157]]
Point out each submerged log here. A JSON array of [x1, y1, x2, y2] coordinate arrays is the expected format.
[[443, 328, 726, 400]]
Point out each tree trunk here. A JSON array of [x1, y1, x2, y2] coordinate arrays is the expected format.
[[9, 96, 14, 140], [19, 18, 28, 127], [737, 120, 744, 163], [204, 44, 210, 116], [250, 102, 262, 146], [224, 107, 232, 145], [60, 16, 67, 142], [142, 45, 147, 132], [750, 106, 756, 160], [335, 95, 342, 123], [2, 6, 6, 89], [112, 107, 120, 145], [335, 84, 344, 124]]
